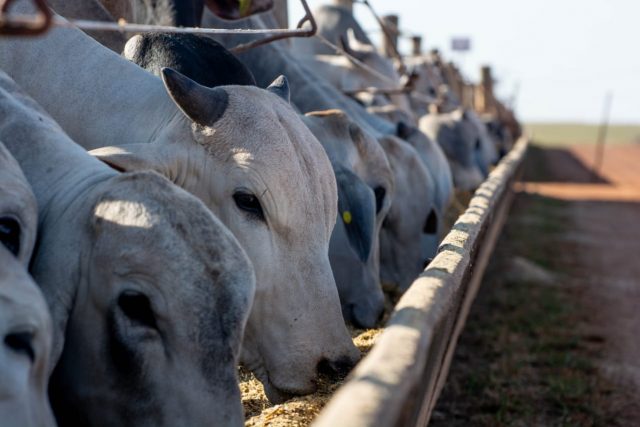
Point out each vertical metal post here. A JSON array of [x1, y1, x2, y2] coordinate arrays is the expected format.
[[272, 0, 289, 29], [479, 65, 494, 114], [411, 35, 422, 56], [593, 91, 613, 177], [381, 14, 399, 58], [333, 0, 354, 12]]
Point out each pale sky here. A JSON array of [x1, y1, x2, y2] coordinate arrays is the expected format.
[[289, 0, 640, 124]]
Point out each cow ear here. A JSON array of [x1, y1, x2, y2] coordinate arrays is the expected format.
[[335, 167, 375, 263], [266, 75, 290, 103], [89, 145, 163, 173], [161, 67, 228, 127]]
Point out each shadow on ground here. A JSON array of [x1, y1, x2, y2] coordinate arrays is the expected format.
[[524, 145, 609, 184]]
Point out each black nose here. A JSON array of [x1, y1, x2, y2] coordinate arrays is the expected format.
[[317, 355, 356, 381]]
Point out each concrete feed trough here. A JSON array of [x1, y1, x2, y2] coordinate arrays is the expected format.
[[314, 138, 529, 427]]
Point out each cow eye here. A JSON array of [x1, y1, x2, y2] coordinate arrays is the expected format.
[[5, 331, 35, 362], [475, 138, 482, 150], [118, 291, 157, 330], [233, 192, 265, 221], [374, 186, 386, 214], [0, 217, 20, 257]]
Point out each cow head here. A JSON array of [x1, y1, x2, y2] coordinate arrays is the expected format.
[[0, 245, 55, 427], [403, 58, 444, 117], [378, 136, 436, 292], [302, 110, 395, 328], [395, 122, 449, 262], [0, 142, 37, 266], [466, 109, 499, 175], [91, 70, 360, 403], [419, 108, 486, 191], [46, 172, 255, 426]]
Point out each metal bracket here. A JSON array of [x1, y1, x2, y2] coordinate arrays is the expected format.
[[230, 0, 316, 54], [354, 0, 407, 75]]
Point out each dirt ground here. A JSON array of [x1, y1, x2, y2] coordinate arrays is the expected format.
[[432, 143, 640, 426]]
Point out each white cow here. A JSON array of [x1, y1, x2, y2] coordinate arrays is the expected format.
[[120, 32, 392, 329], [302, 110, 394, 327], [467, 109, 499, 176], [0, 71, 255, 426], [395, 121, 454, 214], [420, 108, 487, 191], [0, 245, 55, 427], [200, 9, 451, 286], [378, 136, 437, 291], [0, 1, 359, 403], [0, 142, 37, 266]]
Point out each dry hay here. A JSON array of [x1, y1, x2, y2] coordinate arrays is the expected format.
[[239, 190, 473, 426], [241, 327, 383, 427]]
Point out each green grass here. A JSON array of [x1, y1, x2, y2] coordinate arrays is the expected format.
[[524, 123, 640, 147]]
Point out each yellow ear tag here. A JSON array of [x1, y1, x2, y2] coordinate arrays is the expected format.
[[342, 211, 352, 224], [239, 0, 252, 17]]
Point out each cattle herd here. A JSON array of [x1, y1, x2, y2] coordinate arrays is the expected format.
[[0, 0, 521, 426]]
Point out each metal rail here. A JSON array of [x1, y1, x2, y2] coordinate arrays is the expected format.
[[0, 0, 315, 41], [313, 138, 529, 427], [229, 0, 316, 54], [342, 86, 436, 105]]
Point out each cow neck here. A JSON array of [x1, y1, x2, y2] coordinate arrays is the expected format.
[[0, 6, 179, 150], [0, 89, 115, 229], [0, 82, 115, 365]]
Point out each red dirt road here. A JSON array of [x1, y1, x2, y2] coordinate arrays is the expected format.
[[522, 144, 640, 416]]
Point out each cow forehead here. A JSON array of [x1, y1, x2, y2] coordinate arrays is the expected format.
[[213, 89, 337, 225]]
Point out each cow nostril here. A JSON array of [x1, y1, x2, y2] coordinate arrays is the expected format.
[[317, 359, 335, 378], [5, 331, 35, 362], [317, 356, 356, 381]]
